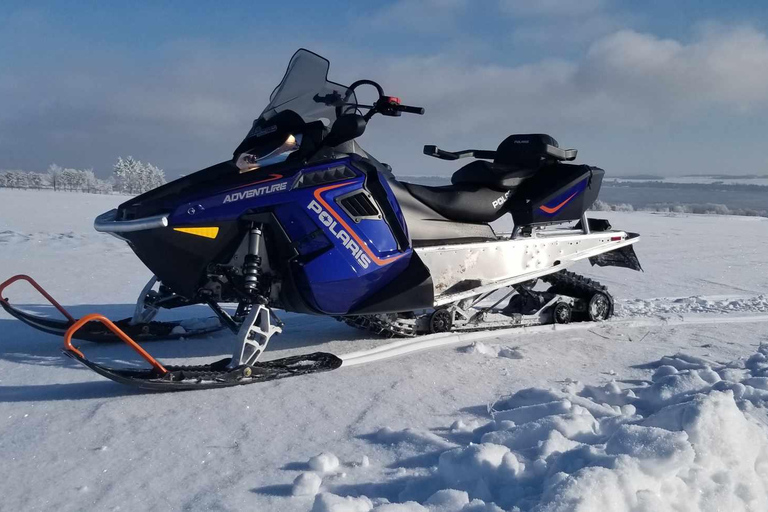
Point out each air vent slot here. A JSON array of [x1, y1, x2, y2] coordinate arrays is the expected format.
[[293, 165, 357, 189], [336, 190, 381, 222]]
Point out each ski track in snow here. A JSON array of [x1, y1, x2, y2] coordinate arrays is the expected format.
[[617, 294, 768, 318], [2, 189, 768, 511]]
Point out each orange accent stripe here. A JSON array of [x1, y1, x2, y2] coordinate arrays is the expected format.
[[314, 182, 405, 267], [64, 313, 168, 374], [539, 191, 579, 214], [225, 173, 284, 193]]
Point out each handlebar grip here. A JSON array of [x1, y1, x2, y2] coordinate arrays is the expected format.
[[398, 105, 425, 115]]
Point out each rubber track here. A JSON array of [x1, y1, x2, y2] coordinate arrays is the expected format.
[[337, 315, 417, 338], [541, 270, 614, 316], [342, 270, 614, 338]]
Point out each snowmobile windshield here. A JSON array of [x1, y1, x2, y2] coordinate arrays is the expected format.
[[252, 49, 356, 133]]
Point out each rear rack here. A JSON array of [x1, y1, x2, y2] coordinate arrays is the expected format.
[[423, 144, 577, 162]]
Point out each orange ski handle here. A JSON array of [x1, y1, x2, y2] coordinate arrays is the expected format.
[[64, 313, 168, 375], [0, 274, 76, 323]]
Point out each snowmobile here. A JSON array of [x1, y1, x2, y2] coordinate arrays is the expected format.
[[0, 49, 641, 390]]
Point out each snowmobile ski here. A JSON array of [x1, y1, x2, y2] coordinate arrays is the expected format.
[[0, 274, 223, 343], [62, 313, 340, 391], [64, 351, 342, 391]]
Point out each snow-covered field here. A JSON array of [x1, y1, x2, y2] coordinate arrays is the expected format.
[[2, 188, 768, 511]]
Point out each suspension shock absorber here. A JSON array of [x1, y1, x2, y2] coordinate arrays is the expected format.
[[243, 224, 263, 296]]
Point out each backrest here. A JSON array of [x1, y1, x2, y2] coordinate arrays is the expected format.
[[494, 134, 560, 169], [450, 133, 565, 191]]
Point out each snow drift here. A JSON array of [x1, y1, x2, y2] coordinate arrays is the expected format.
[[316, 345, 768, 511]]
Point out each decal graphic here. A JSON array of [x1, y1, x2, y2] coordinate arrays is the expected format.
[[308, 181, 407, 269], [539, 180, 587, 215], [308, 199, 371, 269], [222, 182, 287, 204], [173, 227, 219, 239], [492, 191, 511, 209]]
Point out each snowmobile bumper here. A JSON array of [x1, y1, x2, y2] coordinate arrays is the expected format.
[[94, 208, 168, 233], [62, 313, 342, 391], [0, 274, 222, 343]]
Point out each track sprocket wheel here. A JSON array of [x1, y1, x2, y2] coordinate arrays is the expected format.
[[429, 309, 453, 333], [588, 292, 612, 321], [553, 302, 572, 324]]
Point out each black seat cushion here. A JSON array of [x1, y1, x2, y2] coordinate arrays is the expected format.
[[495, 134, 560, 168], [403, 182, 512, 224], [451, 160, 537, 190]]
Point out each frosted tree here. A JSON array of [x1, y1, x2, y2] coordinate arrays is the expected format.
[[144, 163, 166, 191], [113, 156, 142, 194], [48, 164, 63, 191], [27, 172, 47, 189], [113, 156, 166, 194], [3, 171, 28, 188]]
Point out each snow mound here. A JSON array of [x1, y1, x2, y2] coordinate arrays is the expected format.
[[293, 471, 323, 496], [312, 493, 373, 512], [461, 342, 524, 360], [309, 452, 341, 473], [328, 345, 768, 511]]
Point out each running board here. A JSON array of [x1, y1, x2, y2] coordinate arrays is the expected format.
[[415, 231, 640, 306]]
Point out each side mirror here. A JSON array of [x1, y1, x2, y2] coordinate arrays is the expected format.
[[324, 114, 366, 147]]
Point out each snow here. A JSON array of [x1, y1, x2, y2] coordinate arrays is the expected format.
[[310, 452, 342, 473], [334, 346, 768, 511], [294, 472, 323, 496], [2, 188, 768, 511], [312, 493, 374, 512]]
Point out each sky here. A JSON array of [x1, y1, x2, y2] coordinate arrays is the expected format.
[[2, 0, 768, 179]]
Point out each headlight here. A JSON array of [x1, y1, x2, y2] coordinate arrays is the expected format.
[[236, 134, 302, 173]]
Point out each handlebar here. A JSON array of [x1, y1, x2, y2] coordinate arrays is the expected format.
[[342, 79, 425, 120], [396, 104, 425, 115]]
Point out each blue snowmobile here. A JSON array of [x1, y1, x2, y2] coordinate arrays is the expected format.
[[0, 49, 640, 390]]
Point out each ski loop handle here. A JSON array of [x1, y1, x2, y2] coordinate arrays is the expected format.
[[0, 274, 76, 323], [64, 313, 168, 375]]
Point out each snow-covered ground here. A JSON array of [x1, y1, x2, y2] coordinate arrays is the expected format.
[[1, 188, 768, 511]]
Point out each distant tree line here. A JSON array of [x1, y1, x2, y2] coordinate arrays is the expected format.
[[606, 180, 767, 193], [0, 157, 166, 195], [592, 200, 767, 218]]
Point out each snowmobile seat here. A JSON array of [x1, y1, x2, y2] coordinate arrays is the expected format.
[[449, 134, 575, 189], [404, 135, 576, 224], [402, 182, 513, 224]]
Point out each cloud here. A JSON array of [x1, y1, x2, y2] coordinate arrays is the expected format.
[[0, 20, 301, 174], [579, 27, 768, 112], [393, 25, 768, 130], [500, 0, 607, 17], [365, 0, 469, 33], [508, 13, 623, 46], [2, 5, 768, 179], [354, 25, 768, 177]]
